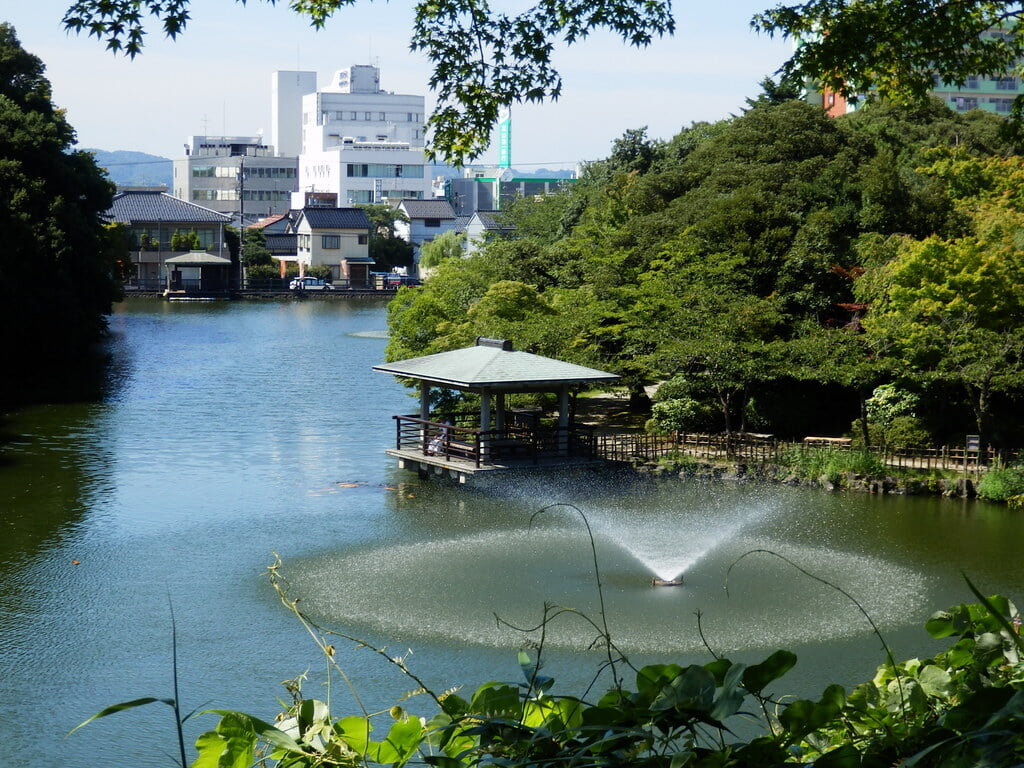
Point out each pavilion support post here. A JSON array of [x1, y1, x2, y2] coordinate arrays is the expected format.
[[420, 381, 430, 452], [481, 390, 492, 460], [495, 393, 506, 436], [558, 385, 570, 455]]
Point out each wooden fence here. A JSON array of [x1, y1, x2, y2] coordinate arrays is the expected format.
[[594, 432, 1008, 474]]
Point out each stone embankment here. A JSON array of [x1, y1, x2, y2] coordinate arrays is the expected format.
[[633, 459, 978, 498]]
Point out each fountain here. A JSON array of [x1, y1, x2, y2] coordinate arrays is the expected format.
[[652, 577, 684, 586], [287, 474, 929, 654]]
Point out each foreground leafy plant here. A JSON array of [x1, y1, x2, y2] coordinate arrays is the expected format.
[[74, 553, 1024, 767]]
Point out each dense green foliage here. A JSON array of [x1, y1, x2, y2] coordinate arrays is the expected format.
[[388, 97, 1024, 451], [977, 463, 1024, 501], [419, 229, 465, 270], [242, 228, 274, 268], [80, 561, 1024, 768], [757, 1, 1024, 129], [779, 446, 889, 486], [0, 23, 122, 405]]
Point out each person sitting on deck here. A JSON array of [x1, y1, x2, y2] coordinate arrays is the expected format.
[[427, 418, 453, 455]]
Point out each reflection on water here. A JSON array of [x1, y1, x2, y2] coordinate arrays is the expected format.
[[1, 299, 1022, 768]]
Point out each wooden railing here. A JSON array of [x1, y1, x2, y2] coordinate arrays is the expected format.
[[393, 415, 597, 467], [594, 432, 1009, 473]]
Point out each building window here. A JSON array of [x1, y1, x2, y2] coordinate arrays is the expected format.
[[954, 96, 978, 110], [364, 112, 371, 120], [358, 234, 368, 244], [379, 112, 386, 120], [347, 163, 424, 178], [966, 75, 979, 89], [996, 76, 1018, 90], [407, 113, 414, 121], [322, 235, 340, 249], [424, 218, 441, 228], [990, 97, 1015, 113]]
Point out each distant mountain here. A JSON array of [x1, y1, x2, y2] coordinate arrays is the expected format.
[[521, 167, 576, 179], [83, 149, 173, 189]]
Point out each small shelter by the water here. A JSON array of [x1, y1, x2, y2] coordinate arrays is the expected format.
[[373, 337, 620, 481], [164, 251, 234, 295]]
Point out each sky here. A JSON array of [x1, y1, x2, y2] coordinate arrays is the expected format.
[[6, 1, 795, 169]]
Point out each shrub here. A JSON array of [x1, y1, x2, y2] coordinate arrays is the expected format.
[[646, 397, 714, 434], [245, 264, 281, 281], [656, 450, 697, 474], [850, 416, 933, 448], [305, 264, 334, 281], [978, 464, 1024, 502], [780, 446, 887, 485]]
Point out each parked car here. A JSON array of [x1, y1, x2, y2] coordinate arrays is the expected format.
[[289, 277, 334, 291]]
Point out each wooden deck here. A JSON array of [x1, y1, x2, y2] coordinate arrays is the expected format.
[[386, 447, 607, 483], [390, 415, 606, 483]]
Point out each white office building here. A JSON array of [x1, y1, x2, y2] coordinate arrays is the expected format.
[[292, 65, 433, 206]]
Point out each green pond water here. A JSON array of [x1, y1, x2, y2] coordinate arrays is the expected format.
[[1, 298, 1022, 768]]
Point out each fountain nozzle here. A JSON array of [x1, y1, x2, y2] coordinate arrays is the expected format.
[[651, 576, 684, 587]]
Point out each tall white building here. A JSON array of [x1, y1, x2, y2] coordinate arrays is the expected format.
[[272, 70, 317, 157], [292, 65, 432, 206]]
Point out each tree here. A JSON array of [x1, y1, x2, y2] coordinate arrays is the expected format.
[[755, 1, 1024, 128], [419, 229, 464, 270], [0, 23, 121, 405], [61, 0, 675, 165], [607, 127, 661, 175], [743, 74, 805, 109], [355, 203, 414, 272], [242, 228, 273, 268], [858, 231, 1024, 453]]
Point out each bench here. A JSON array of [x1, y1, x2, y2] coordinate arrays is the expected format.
[[803, 436, 852, 446]]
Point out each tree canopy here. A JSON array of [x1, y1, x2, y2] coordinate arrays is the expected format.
[[388, 96, 1024, 449], [0, 23, 123, 405], [756, 1, 1024, 124]]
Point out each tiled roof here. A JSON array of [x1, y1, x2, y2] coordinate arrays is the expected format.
[[265, 233, 297, 253], [373, 339, 619, 390], [454, 215, 472, 233], [398, 198, 455, 220], [107, 190, 231, 224], [249, 213, 288, 230], [471, 210, 513, 231], [299, 208, 372, 230]]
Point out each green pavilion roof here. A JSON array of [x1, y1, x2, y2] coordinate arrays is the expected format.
[[373, 338, 620, 391], [164, 252, 233, 266]]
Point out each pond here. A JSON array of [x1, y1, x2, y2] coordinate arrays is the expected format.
[[1, 298, 1021, 768]]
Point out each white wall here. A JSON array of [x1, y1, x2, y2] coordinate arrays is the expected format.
[[272, 71, 317, 158]]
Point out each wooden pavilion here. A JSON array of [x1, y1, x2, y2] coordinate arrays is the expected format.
[[372, 337, 620, 482]]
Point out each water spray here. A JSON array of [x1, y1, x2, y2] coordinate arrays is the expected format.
[[651, 576, 684, 587]]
